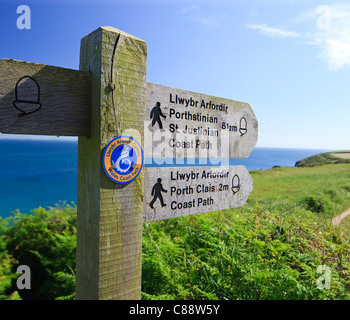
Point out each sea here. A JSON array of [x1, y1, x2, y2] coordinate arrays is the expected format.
[[0, 139, 333, 219]]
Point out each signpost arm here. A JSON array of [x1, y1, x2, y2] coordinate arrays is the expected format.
[[76, 27, 147, 299]]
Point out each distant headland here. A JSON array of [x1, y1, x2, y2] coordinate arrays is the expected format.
[[295, 150, 350, 167]]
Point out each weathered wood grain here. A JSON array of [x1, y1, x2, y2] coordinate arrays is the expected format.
[[143, 166, 253, 222], [0, 59, 91, 136], [75, 26, 147, 300]]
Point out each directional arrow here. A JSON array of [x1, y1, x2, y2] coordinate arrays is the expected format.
[[143, 165, 253, 222], [144, 83, 258, 162], [0, 59, 91, 137]]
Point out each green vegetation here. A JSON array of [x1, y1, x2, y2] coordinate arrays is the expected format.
[[247, 164, 350, 219], [342, 215, 350, 230], [0, 164, 350, 300], [142, 209, 349, 300], [296, 151, 350, 167], [0, 204, 76, 300]]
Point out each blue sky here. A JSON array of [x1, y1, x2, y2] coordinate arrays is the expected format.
[[1, 0, 350, 150]]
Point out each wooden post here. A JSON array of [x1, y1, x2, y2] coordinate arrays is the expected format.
[[75, 27, 147, 299]]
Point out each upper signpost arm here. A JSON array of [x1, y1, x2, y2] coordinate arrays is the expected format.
[[0, 59, 91, 137]]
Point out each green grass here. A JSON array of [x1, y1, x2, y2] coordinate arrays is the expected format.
[[342, 215, 350, 230], [246, 164, 350, 221]]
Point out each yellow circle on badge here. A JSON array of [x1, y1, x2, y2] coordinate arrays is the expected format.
[[102, 136, 144, 184]]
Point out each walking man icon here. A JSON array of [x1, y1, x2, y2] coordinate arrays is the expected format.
[[150, 102, 166, 130], [149, 178, 167, 209]]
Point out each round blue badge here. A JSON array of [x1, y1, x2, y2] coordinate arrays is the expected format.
[[102, 136, 144, 184]]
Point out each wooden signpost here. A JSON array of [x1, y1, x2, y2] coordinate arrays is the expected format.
[[0, 26, 258, 300]]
